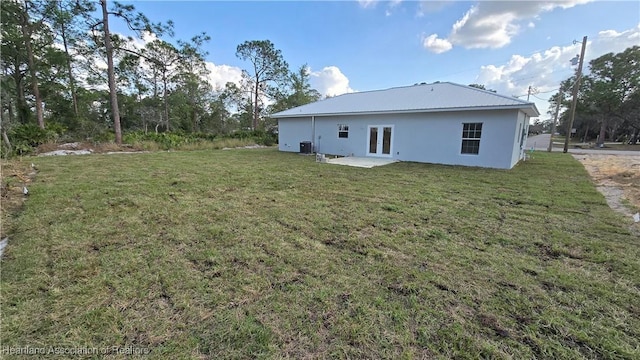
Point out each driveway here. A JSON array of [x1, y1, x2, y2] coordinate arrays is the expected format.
[[527, 134, 639, 230], [527, 134, 640, 155], [526, 133, 552, 150]]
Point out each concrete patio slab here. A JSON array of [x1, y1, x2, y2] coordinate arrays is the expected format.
[[325, 157, 399, 168]]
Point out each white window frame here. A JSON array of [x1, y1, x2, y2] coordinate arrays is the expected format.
[[338, 124, 349, 138], [461, 122, 482, 155]]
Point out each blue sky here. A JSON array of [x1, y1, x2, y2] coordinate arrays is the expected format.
[[113, 1, 640, 118]]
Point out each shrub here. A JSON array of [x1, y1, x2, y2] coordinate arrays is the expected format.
[[91, 130, 115, 143], [7, 123, 67, 156], [229, 129, 277, 146], [121, 130, 275, 151]]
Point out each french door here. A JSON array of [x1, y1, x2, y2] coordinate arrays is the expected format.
[[367, 125, 393, 157]]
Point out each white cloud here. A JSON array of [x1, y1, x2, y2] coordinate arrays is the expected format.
[[474, 24, 640, 115], [358, 0, 377, 9], [416, 0, 452, 17], [205, 63, 243, 91], [360, 0, 403, 16], [309, 66, 354, 97], [120, 31, 245, 92], [422, 33, 453, 53], [426, 1, 593, 51], [598, 24, 640, 41]]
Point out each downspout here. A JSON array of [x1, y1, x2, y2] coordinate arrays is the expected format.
[[521, 114, 530, 159], [311, 116, 316, 153]]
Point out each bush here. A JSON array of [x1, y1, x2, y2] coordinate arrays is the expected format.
[[11, 124, 49, 148], [121, 130, 275, 151], [123, 131, 218, 150], [91, 130, 115, 143], [6, 123, 67, 156], [229, 130, 277, 146]]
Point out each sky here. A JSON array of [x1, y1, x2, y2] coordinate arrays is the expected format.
[[111, 0, 640, 119]]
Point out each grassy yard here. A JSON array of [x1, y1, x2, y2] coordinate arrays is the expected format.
[[2, 149, 639, 359]]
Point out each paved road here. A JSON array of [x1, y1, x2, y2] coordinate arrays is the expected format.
[[526, 134, 552, 150], [526, 134, 640, 156]]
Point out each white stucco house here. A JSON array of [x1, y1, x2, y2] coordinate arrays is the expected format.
[[272, 82, 540, 169]]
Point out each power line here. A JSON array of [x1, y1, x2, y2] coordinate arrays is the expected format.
[[536, 88, 561, 94], [532, 94, 549, 101]]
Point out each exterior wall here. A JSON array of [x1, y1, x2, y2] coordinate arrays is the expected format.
[[278, 117, 312, 152], [313, 117, 368, 157], [509, 111, 529, 168], [278, 109, 522, 169]]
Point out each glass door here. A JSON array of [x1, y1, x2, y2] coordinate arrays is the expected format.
[[382, 127, 392, 155], [367, 125, 393, 157], [369, 127, 378, 154]]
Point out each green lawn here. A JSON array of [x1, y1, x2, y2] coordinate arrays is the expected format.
[[2, 149, 639, 359]]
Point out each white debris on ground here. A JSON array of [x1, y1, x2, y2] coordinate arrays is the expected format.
[[222, 144, 269, 150], [39, 149, 93, 156], [0, 237, 7, 258], [104, 151, 149, 155]]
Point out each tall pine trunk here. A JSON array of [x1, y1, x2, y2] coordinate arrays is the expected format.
[[101, 0, 122, 144], [13, 66, 29, 123], [597, 116, 607, 146], [20, 3, 45, 129], [59, 1, 78, 117], [162, 71, 169, 131], [253, 76, 259, 130]]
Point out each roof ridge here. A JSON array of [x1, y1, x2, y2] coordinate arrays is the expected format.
[[272, 81, 540, 118], [447, 82, 534, 105], [331, 81, 482, 97], [330, 82, 534, 106], [329, 82, 430, 97]]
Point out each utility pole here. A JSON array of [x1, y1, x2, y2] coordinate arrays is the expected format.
[[527, 85, 532, 101], [548, 90, 563, 152], [563, 36, 587, 153]]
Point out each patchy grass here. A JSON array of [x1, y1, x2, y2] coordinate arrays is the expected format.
[[2, 150, 639, 359], [175, 137, 261, 151], [35, 138, 263, 155], [0, 159, 37, 239], [601, 143, 640, 151]]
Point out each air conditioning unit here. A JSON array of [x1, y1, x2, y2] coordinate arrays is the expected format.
[[300, 141, 312, 154]]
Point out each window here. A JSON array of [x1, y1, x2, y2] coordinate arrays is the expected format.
[[461, 122, 482, 154], [338, 124, 349, 138]]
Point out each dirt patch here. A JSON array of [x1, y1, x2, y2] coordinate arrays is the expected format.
[[573, 154, 640, 230], [1, 160, 37, 239], [36, 142, 146, 156]]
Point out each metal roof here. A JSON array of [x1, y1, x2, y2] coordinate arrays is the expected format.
[[272, 82, 540, 118]]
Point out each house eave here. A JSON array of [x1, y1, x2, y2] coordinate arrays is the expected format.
[[274, 104, 539, 119]]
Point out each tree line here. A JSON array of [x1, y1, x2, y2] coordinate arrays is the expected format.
[[1, 0, 321, 154], [551, 46, 639, 145]]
